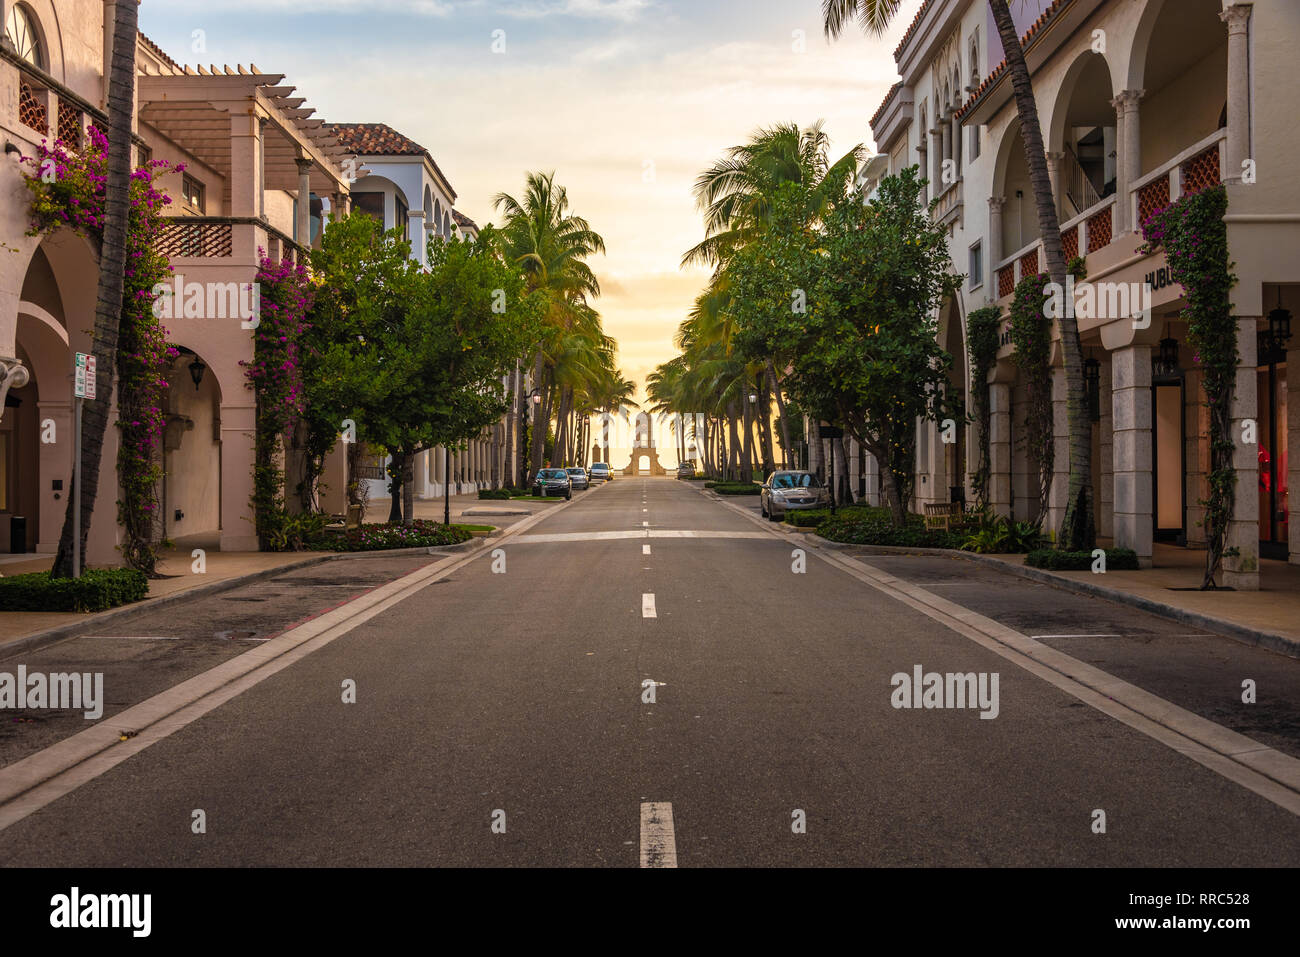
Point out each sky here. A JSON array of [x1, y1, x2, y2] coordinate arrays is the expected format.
[[140, 0, 915, 405]]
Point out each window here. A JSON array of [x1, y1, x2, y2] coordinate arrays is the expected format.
[[181, 174, 205, 212], [394, 195, 408, 231], [969, 32, 980, 89], [969, 241, 983, 290], [138, 144, 153, 169], [351, 191, 384, 224], [970, 124, 981, 161], [5, 4, 45, 70]]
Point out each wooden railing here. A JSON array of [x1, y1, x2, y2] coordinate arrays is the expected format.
[[1131, 129, 1227, 232], [156, 216, 304, 264]]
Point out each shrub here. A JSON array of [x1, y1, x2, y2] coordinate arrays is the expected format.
[[783, 505, 871, 527], [1026, 548, 1140, 571], [478, 488, 511, 500], [263, 511, 330, 552], [304, 520, 473, 552], [0, 568, 149, 612], [958, 512, 1045, 554], [817, 508, 961, 549], [712, 483, 761, 495]]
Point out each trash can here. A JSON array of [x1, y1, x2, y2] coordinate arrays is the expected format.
[[9, 516, 27, 554]]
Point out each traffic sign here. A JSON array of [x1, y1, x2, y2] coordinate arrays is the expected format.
[[74, 352, 96, 400]]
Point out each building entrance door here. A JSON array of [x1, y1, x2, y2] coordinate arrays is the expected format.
[[1152, 379, 1186, 543], [1258, 361, 1289, 560]]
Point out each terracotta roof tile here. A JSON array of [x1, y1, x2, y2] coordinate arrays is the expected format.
[[871, 81, 904, 129], [956, 0, 1070, 121], [139, 32, 181, 73], [893, 0, 936, 60], [452, 209, 478, 231], [328, 122, 456, 201]]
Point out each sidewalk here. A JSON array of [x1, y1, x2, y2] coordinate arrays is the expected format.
[[975, 543, 1300, 649], [0, 489, 556, 650]]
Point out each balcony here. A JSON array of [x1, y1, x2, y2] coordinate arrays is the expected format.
[[931, 178, 963, 227], [994, 194, 1117, 301], [1131, 129, 1226, 234], [157, 216, 304, 266]]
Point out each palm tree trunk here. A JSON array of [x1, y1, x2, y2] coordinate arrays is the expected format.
[[757, 384, 775, 475], [529, 350, 546, 475], [51, 0, 137, 577], [990, 0, 1093, 550], [402, 446, 416, 525], [727, 408, 741, 480], [766, 361, 793, 468]]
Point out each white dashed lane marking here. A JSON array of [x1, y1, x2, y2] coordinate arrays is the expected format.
[[640, 802, 677, 868], [643, 545, 651, 555], [642, 593, 657, 618]]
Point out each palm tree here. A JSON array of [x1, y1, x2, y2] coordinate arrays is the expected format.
[[681, 124, 860, 474], [493, 172, 607, 479], [823, 0, 1094, 549], [50, 0, 138, 578]]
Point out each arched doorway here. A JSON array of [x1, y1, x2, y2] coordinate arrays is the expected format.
[[161, 346, 223, 548]]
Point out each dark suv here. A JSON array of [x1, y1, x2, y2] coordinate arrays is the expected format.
[[532, 468, 572, 499]]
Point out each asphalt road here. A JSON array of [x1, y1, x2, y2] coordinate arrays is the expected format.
[[0, 476, 1297, 866]]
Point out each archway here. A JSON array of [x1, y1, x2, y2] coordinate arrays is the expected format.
[[1128, 0, 1227, 177], [1048, 49, 1119, 219], [161, 345, 223, 548]]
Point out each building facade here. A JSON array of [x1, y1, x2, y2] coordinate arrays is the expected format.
[[2, 1, 522, 563], [858, 0, 1297, 589]]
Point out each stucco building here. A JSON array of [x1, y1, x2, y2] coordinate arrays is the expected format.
[[855, 0, 1297, 589]]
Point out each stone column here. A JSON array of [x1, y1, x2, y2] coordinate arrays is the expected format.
[[1111, 90, 1143, 235], [1112, 344, 1153, 567], [1224, 317, 1260, 589], [988, 197, 1005, 281], [1221, 4, 1252, 185], [257, 118, 268, 220], [229, 113, 263, 260], [1046, 365, 1070, 534], [408, 209, 426, 267], [295, 158, 313, 247], [930, 128, 943, 194], [1098, 358, 1115, 539], [989, 381, 1013, 518]]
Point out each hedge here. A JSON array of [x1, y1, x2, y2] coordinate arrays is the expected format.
[[817, 507, 962, 549], [305, 520, 473, 552], [478, 488, 527, 500], [0, 568, 149, 612], [1026, 548, 1140, 571], [712, 483, 762, 495], [783, 505, 871, 527]]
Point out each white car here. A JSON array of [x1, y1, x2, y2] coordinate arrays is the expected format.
[[589, 463, 613, 482]]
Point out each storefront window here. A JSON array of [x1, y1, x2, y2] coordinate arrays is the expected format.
[[1258, 363, 1288, 554]]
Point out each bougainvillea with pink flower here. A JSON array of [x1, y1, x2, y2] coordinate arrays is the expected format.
[[242, 252, 314, 549], [21, 126, 180, 574], [1141, 185, 1237, 589]]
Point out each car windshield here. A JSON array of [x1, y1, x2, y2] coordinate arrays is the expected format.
[[567, 469, 584, 475], [771, 473, 819, 489], [539, 470, 566, 479]]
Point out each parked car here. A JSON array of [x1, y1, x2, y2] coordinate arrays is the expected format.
[[566, 467, 590, 490], [760, 470, 830, 521], [589, 463, 613, 483], [532, 468, 572, 499], [676, 463, 695, 479]]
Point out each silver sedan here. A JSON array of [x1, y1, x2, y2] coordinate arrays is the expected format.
[[760, 471, 830, 521]]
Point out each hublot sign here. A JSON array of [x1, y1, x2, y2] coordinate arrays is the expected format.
[[1144, 265, 1175, 293]]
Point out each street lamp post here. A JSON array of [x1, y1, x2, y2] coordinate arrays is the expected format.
[[746, 392, 757, 483]]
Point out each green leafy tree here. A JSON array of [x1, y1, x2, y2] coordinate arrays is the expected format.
[[731, 170, 960, 525]]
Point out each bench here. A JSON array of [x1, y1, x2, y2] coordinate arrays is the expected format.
[[923, 501, 964, 532]]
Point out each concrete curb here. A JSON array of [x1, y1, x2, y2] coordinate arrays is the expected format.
[[696, 483, 1300, 659], [809, 541, 1300, 659], [0, 536, 487, 660]]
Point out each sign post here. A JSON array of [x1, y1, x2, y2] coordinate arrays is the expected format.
[[72, 353, 96, 578]]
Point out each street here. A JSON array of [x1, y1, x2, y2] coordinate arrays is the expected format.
[[1, 477, 1296, 867]]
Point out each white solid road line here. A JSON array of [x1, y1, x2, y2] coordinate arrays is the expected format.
[[640, 802, 678, 868], [643, 545, 652, 555], [0, 494, 576, 834], [642, 593, 657, 618], [707, 491, 1300, 817]]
